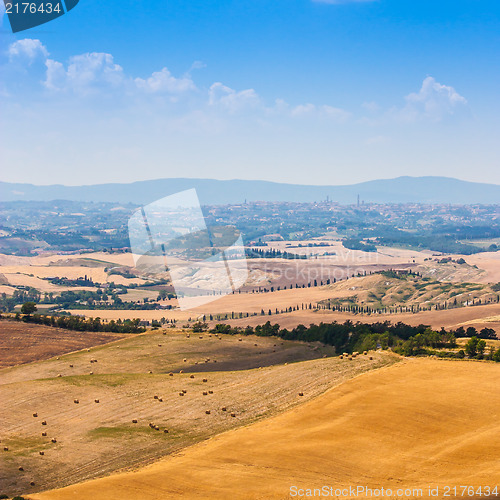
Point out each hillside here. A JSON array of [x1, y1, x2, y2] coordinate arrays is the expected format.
[[29, 358, 500, 500]]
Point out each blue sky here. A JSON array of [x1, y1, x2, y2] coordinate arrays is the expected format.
[[1, 0, 499, 186]]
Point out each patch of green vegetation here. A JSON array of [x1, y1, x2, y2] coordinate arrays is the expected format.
[[60, 373, 148, 387], [3, 436, 53, 457]]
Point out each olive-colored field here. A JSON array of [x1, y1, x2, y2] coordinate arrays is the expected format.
[[0, 321, 124, 368], [29, 358, 500, 500], [0, 330, 392, 497]]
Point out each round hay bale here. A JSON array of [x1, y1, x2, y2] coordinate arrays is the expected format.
[[69, 364, 73, 368], [3, 447, 8, 451], [183, 358, 187, 362], [163, 331, 166, 335], [205, 410, 211, 415], [230, 413, 236, 417], [208, 390, 213, 394], [89, 371, 93, 375], [132, 419, 138, 423], [364, 351, 368, 355], [41, 432, 47, 437], [214, 360, 217, 363], [298, 392, 304, 397], [238, 338, 242, 342], [182, 389, 187, 393], [39, 451, 44, 456], [87, 349, 90, 352], [254, 343, 258, 346], [158, 344, 162, 347], [199, 336, 203, 339], [179, 370, 184, 374], [74, 399, 79, 404], [30, 481, 36, 486], [339, 355, 343, 359], [179, 392, 184, 396], [158, 398, 163, 402], [149, 422, 154, 428], [202, 378, 208, 383], [163, 429, 169, 433], [186, 334, 190, 338], [148, 370, 153, 374], [369, 356, 373, 360], [154, 395, 158, 399], [203, 391, 208, 396], [19, 466, 24, 471], [190, 374, 195, 379], [154, 425, 160, 431], [348, 356, 353, 361], [41, 421, 47, 425], [169, 372, 174, 376], [56, 357, 60, 360], [221, 407, 227, 411], [194, 361, 198, 365], [51, 438, 57, 443], [57, 374, 62, 377], [33, 413, 38, 418], [94, 399, 100, 403]]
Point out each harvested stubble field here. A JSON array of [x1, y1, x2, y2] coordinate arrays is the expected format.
[[29, 358, 500, 500], [0, 329, 393, 497], [0, 321, 124, 369]]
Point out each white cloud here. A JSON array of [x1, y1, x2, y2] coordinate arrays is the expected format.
[[135, 67, 196, 93], [290, 103, 350, 121], [208, 82, 260, 112], [401, 76, 467, 122], [8, 39, 49, 62], [43, 52, 125, 93]]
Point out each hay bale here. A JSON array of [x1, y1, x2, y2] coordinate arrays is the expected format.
[[148, 370, 153, 374], [163, 331, 166, 335], [69, 364, 73, 368], [208, 390, 213, 394], [369, 356, 373, 360], [158, 398, 163, 402], [169, 372, 174, 376], [182, 389, 187, 393], [339, 355, 343, 359], [33, 413, 38, 418], [186, 334, 190, 338], [149, 422, 154, 428], [41, 432, 47, 437], [51, 438, 57, 443], [202, 378, 208, 383], [89, 371, 93, 375], [30, 481, 36, 486], [94, 399, 100, 403], [19, 466, 24, 471], [298, 392, 304, 397], [158, 344, 162, 347], [41, 421, 47, 425], [221, 407, 227, 411], [238, 338, 242, 341], [57, 374, 62, 377], [154, 395, 159, 399], [348, 356, 353, 361], [163, 429, 169, 433], [213, 360, 217, 363], [230, 413, 236, 417], [179, 392, 184, 396], [205, 410, 211, 415], [3, 447, 8, 451], [179, 370, 184, 374], [190, 374, 195, 379], [254, 343, 258, 346], [203, 391, 208, 396], [199, 336, 203, 339], [74, 399, 79, 404], [132, 419, 138, 423], [364, 351, 368, 355], [154, 425, 160, 431], [39, 451, 45, 456], [183, 358, 187, 362]]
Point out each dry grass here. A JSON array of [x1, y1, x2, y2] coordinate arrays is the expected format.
[[0, 329, 393, 497], [28, 357, 500, 500]]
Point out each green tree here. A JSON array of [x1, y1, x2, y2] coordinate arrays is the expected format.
[[464, 337, 479, 357], [21, 301, 37, 315]]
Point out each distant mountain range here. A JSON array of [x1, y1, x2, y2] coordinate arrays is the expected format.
[[1, 176, 499, 205]]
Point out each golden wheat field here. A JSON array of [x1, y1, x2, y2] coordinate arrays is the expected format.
[[28, 357, 500, 500]]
